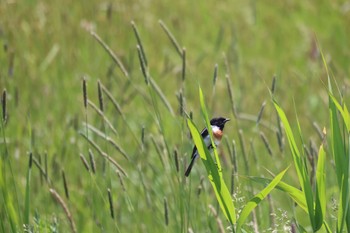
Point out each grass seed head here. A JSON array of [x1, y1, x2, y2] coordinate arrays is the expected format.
[[79, 153, 90, 172], [2, 89, 7, 122], [49, 189, 77, 233], [62, 170, 69, 200], [271, 75, 277, 94], [173, 149, 179, 172], [107, 188, 114, 219], [88, 149, 96, 173], [97, 80, 104, 112], [164, 197, 169, 226], [82, 78, 87, 109]]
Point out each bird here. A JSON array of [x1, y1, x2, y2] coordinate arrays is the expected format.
[[185, 117, 230, 177]]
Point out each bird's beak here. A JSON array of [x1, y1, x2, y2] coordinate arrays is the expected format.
[[224, 118, 230, 123]]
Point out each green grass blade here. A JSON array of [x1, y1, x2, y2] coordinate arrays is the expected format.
[[187, 118, 236, 224], [249, 177, 308, 212], [323, 221, 332, 233], [343, 135, 350, 232], [236, 167, 288, 232], [23, 153, 32, 226], [0, 159, 18, 232], [343, 104, 350, 132], [315, 144, 326, 230], [329, 93, 350, 132], [337, 173, 350, 233]]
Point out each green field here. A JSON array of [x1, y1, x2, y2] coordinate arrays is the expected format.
[[1, 1, 350, 232]]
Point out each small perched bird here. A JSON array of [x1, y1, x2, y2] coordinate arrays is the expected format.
[[185, 117, 230, 177]]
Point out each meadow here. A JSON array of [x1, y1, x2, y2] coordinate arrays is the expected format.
[[1, 0, 350, 232]]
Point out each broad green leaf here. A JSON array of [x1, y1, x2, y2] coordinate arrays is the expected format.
[[187, 118, 236, 224], [236, 167, 288, 232]]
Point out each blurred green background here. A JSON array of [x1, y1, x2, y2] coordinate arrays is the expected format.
[[1, 0, 349, 232]]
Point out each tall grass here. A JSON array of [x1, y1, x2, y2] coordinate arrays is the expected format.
[[1, 1, 350, 232]]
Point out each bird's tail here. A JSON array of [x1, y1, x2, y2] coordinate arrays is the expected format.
[[185, 155, 197, 177]]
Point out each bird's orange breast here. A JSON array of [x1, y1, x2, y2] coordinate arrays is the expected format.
[[213, 130, 223, 140]]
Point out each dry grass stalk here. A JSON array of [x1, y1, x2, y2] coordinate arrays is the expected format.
[[87, 99, 118, 135], [159, 20, 182, 57], [252, 209, 259, 233], [137, 45, 149, 84], [49, 188, 77, 233], [106, 137, 130, 161], [268, 194, 276, 230], [208, 204, 225, 233], [84, 123, 130, 161], [149, 77, 175, 116], [80, 133, 127, 176], [32, 154, 51, 185], [79, 153, 90, 172], [131, 21, 148, 66], [312, 121, 324, 141], [116, 170, 126, 192], [197, 176, 205, 197], [260, 131, 273, 156], [90, 31, 129, 78]]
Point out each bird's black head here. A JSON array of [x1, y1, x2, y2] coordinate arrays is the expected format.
[[210, 117, 230, 130]]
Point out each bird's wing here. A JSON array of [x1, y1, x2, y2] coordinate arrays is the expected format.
[[201, 127, 209, 138], [190, 127, 209, 158]]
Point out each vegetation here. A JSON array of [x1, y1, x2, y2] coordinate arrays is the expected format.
[[0, 1, 349, 232]]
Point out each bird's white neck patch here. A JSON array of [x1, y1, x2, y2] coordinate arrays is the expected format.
[[211, 125, 221, 145], [211, 125, 220, 133]]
